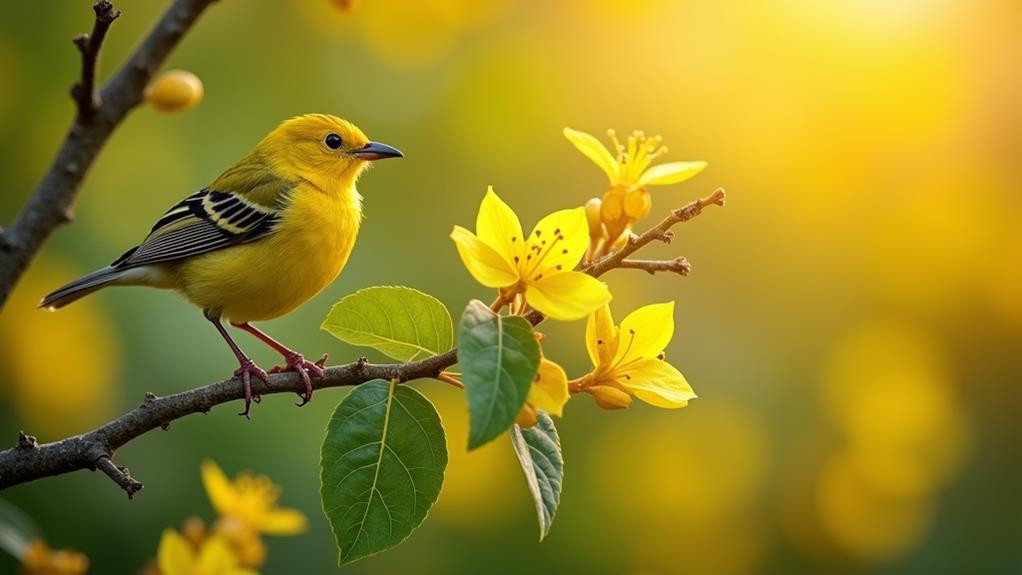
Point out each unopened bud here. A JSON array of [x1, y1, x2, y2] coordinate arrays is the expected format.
[[145, 69, 204, 113], [600, 189, 624, 223], [622, 189, 651, 221], [589, 385, 632, 410], [515, 403, 538, 428]]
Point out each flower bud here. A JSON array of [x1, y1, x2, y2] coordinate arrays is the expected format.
[[145, 70, 204, 113], [600, 189, 624, 223], [515, 403, 538, 428], [622, 189, 651, 221], [589, 385, 632, 410], [584, 197, 604, 240]]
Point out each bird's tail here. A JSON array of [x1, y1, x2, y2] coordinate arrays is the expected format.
[[40, 266, 128, 310]]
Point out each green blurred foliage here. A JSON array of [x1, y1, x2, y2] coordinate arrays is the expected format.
[[1, 0, 1021, 573]]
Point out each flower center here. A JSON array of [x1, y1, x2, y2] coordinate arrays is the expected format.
[[520, 227, 568, 280], [610, 328, 647, 373], [607, 129, 668, 185]]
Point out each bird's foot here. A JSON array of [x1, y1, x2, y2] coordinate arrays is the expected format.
[[234, 359, 269, 419], [269, 352, 327, 406]]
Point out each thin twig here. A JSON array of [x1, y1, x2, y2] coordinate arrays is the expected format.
[[0, 190, 725, 497], [71, 1, 121, 118], [617, 257, 691, 276], [94, 457, 143, 499], [585, 188, 725, 278], [0, 0, 217, 311]]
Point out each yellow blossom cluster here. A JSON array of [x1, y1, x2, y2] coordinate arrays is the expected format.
[[564, 127, 706, 261], [450, 127, 703, 424], [150, 460, 306, 575]]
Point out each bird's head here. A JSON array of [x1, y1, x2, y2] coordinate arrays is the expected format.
[[257, 114, 402, 193]]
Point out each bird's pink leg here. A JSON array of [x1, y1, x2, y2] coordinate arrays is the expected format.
[[231, 322, 326, 406], [205, 310, 267, 418]]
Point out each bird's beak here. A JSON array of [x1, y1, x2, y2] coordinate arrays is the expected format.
[[351, 141, 403, 161]]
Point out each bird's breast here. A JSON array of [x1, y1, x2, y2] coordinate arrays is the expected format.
[[177, 185, 362, 323]]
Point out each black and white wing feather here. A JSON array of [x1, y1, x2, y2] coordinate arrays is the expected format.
[[111, 189, 282, 269]]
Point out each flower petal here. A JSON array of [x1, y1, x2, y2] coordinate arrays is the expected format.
[[451, 225, 520, 288], [564, 127, 619, 182], [528, 357, 569, 416], [585, 304, 618, 368], [201, 459, 236, 517], [638, 161, 707, 186], [197, 535, 241, 572], [157, 529, 194, 575], [523, 207, 588, 275], [613, 302, 675, 365], [616, 358, 696, 408], [476, 187, 524, 269], [256, 507, 309, 536], [526, 271, 611, 321]]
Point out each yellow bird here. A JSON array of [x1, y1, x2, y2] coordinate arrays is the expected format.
[[41, 114, 402, 416]]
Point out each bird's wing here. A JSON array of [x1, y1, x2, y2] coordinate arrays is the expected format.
[[111, 188, 284, 268]]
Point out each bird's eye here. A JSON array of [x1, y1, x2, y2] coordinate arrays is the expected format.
[[324, 133, 343, 149]]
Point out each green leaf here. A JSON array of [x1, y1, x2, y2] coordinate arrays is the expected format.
[[321, 286, 453, 362], [320, 380, 447, 566], [458, 300, 540, 450], [510, 411, 564, 541]]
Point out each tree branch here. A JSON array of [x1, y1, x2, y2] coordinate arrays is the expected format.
[[0, 0, 217, 311], [617, 257, 691, 276], [0, 190, 725, 497]]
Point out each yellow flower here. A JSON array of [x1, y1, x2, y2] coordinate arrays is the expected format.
[[157, 529, 255, 575], [20, 539, 88, 575], [451, 188, 612, 320], [564, 127, 706, 251], [516, 356, 570, 427], [582, 302, 696, 408], [200, 460, 307, 537]]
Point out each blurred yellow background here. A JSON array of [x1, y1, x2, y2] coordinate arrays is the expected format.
[[1, 0, 1020, 573]]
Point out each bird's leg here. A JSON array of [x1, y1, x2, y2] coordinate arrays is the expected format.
[[204, 310, 267, 418], [231, 322, 326, 406]]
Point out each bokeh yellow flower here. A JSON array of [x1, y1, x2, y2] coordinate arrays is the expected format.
[[450, 187, 611, 320], [564, 127, 705, 255], [20, 539, 88, 575], [580, 302, 695, 408], [157, 529, 255, 575], [0, 257, 120, 438], [200, 460, 307, 538]]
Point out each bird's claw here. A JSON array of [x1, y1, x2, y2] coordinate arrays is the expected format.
[[269, 352, 324, 406], [234, 360, 269, 419]]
